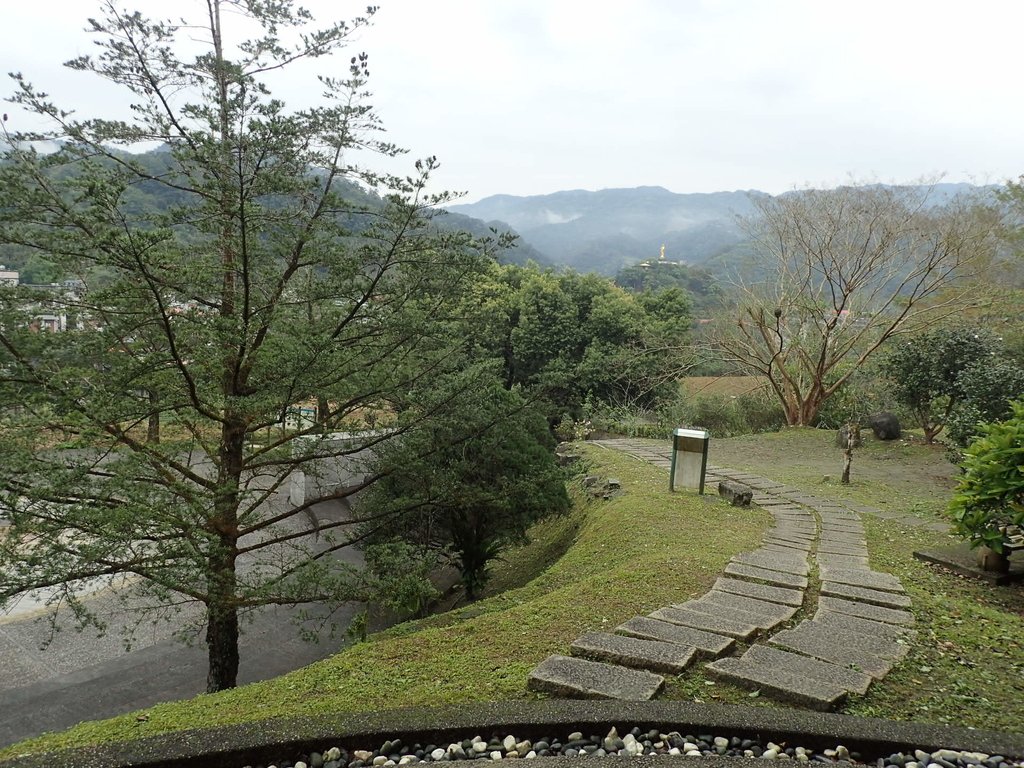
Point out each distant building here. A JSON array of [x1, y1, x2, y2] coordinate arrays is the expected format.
[[636, 244, 684, 268], [0, 267, 19, 286]]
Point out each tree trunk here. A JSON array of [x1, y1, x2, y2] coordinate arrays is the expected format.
[[207, 418, 245, 692], [205, 580, 239, 692], [147, 390, 160, 444], [841, 422, 858, 484]]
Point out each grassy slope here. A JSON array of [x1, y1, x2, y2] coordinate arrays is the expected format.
[[6, 429, 1022, 759], [0, 445, 767, 759]]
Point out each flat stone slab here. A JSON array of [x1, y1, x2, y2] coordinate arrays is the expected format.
[[616, 616, 735, 657], [763, 541, 813, 555], [763, 537, 813, 550], [817, 554, 870, 570], [570, 632, 697, 674], [739, 644, 873, 695], [819, 534, 867, 547], [705, 657, 848, 711], [725, 562, 809, 589], [649, 605, 759, 640], [755, 498, 796, 507], [769, 626, 894, 679], [528, 655, 664, 700], [818, 596, 914, 626], [814, 609, 916, 641], [713, 577, 803, 606], [800, 616, 910, 660], [768, 529, 816, 542], [817, 543, 868, 557], [821, 581, 913, 609], [732, 551, 809, 576], [819, 567, 905, 593], [695, 591, 798, 630]]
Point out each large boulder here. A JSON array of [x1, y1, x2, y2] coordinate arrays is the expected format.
[[869, 412, 901, 440]]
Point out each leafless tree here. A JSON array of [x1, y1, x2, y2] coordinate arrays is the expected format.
[[714, 182, 999, 426]]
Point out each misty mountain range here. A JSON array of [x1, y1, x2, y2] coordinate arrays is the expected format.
[[449, 182, 994, 276]]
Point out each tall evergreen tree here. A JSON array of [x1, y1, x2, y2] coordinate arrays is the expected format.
[[0, 1, 495, 692]]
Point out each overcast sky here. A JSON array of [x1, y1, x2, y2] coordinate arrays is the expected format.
[[3, 1, 1023, 202]]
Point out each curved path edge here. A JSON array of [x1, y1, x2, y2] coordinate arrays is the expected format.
[[2, 700, 1022, 768]]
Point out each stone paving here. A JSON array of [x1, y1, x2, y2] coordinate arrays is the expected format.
[[526, 438, 920, 709]]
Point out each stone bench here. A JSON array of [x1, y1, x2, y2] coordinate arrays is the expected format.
[[718, 480, 752, 506]]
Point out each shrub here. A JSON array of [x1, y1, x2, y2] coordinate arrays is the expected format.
[[948, 400, 1024, 553]]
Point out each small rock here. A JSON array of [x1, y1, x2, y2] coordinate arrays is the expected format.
[[355, 752, 374, 763], [669, 748, 682, 756], [837, 746, 850, 761], [399, 757, 416, 765], [764, 748, 781, 760], [472, 743, 489, 754], [525, 752, 536, 760], [311, 753, 325, 768], [430, 749, 446, 761], [373, 757, 388, 767], [568, 732, 583, 742], [506, 751, 519, 759], [623, 734, 642, 757], [489, 751, 502, 761], [296, 762, 308, 768], [715, 737, 730, 749], [516, 741, 531, 754], [564, 749, 578, 758]]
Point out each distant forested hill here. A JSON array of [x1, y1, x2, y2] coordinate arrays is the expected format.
[[449, 182, 1001, 276], [449, 186, 761, 274], [0, 146, 544, 276]]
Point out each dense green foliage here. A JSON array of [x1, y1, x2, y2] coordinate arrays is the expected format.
[[360, 385, 569, 600], [462, 263, 695, 421], [949, 401, 1024, 552], [615, 261, 720, 316], [881, 328, 1010, 443]]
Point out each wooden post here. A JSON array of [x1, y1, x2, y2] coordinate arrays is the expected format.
[[841, 422, 859, 484]]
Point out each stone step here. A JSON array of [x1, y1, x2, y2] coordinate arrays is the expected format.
[[527, 655, 664, 700], [713, 577, 804, 607], [739, 644, 873, 695], [570, 632, 697, 674], [817, 544, 868, 557], [819, 568, 905, 593], [649, 605, 759, 640], [731, 551, 809, 576], [616, 616, 735, 657], [803, 616, 911, 659], [817, 553, 870, 570], [724, 562, 809, 590], [694, 591, 798, 630], [820, 581, 913, 609], [762, 539, 812, 553], [705, 657, 848, 711], [818, 596, 914, 626], [671, 599, 781, 636], [814, 608, 916, 640], [769, 626, 895, 678]]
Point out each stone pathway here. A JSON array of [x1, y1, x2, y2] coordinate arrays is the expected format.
[[526, 438, 917, 710]]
